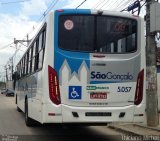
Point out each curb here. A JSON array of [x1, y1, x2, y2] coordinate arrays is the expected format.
[[108, 125, 143, 136], [134, 124, 160, 132], [108, 124, 160, 136]]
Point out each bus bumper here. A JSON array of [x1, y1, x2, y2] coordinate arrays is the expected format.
[[61, 104, 145, 123], [42, 103, 145, 124]]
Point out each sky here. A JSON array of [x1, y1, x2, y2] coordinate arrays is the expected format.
[[0, 0, 147, 81]]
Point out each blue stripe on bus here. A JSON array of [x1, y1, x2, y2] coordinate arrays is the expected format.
[[54, 9, 91, 76], [90, 81, 124, 84]]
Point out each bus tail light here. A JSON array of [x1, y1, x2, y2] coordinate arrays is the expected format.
[[48, 65, 61, 105], [134, 69, 144, 105]]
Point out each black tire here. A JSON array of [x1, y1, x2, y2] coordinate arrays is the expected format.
[[15, 95, 17, 104], [25, 100, 34, 127], [17, 106, 22, 112]]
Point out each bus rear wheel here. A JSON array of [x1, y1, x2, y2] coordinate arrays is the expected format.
[[17, 106, 22, 112], [25, 100, 35, 127]]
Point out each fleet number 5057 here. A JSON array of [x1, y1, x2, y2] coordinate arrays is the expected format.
[[117, 86, 132, 93]]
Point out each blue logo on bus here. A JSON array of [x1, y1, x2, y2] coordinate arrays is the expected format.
[[69, 86, 82, 100]]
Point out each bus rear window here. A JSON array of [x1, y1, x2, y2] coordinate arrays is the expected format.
[[58, 15, 137, 54]]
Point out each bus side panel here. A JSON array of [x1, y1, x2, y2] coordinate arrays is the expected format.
[[41, 12, 63, 123], [61, 105, 135, 123], [16, 89, 25, 113], [42, 103, 62, 123], [133, 17, 146, 122], [29, 73, 43, 123], [16, 74, 43, 123], [16, 79, 27, 113]]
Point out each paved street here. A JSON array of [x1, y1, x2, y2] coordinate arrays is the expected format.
[[0, 93, 124, 141]]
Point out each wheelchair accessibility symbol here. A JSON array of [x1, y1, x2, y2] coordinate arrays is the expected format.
[[69, 86, 82, 99]]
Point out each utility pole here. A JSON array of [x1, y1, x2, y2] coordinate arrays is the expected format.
[[14, 36, 30, 47], [27, 34, 29, 46], [76, 0, 87, 9], [4, 66, 8, 82], [10, 57, 14, 81], [146, 0, 159, 126]]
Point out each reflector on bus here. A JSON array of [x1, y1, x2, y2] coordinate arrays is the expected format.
[[48, 65, 61, 105], [134, 69, 144, 105]]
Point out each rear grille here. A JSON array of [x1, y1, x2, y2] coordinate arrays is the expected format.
[[85, 112, 111, 117]]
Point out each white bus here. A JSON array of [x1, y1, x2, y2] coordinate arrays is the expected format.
[[15, 9, 146, 126]]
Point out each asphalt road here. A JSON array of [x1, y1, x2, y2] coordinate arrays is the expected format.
[[0, 93, 124, 141]]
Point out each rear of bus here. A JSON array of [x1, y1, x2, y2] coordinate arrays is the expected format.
[[48, 9, 145, 124]]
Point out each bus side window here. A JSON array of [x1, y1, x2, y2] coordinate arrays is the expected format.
[[22, 57, 25, 77], [127, 33, 136, 52], [28, 49, 31, 74], [19, 61, 21, 78], [25, 52, 29, 75], [34, 37, 39, 71], [32, 57, 35, 73], [17, 64, 20, 79], [39, 33, 43, 51], [16, 24, 46, 78], [21, 61, 23, 77], [38, 29, 46, 69], [32, 42, 36, 72], [29, 46, 33, 73], [121, 38, 126, 53], [118, 38, 126, 53], [38, 33, 43, 69], [42, 29, 46, 49]]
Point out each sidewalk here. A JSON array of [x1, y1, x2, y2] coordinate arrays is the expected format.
[[135, 123, 160, 132], [108, 114, 160, 136], [136, 113, 160, 132], [108, 123, 160, 136]]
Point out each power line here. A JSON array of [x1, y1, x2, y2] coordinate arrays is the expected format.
[[0, 42, 14, 51], [121, 0, 145, 15], [112, 0, 131, 11], [131, 1, 146, 15], [99, 0, 112, 9], [93, 0, 138, 12], [44, 0, 59, 18], [12, 0, 59, 53], [93, 0, 102, 9], [2, 0, 60, 78], [26, 0, 59, 38], [93, 0, 106, 9], [1, 0, 31, 5], [37, 0, 57, 23], [76, 0, 87, 9], [11, 0, 60, 71], [107, 0, 121, 10], [117, 0, 134, 11]]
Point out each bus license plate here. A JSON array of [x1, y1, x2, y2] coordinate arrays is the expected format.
[[90, 92, 107, 99]]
